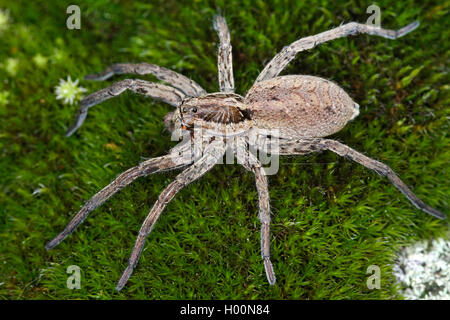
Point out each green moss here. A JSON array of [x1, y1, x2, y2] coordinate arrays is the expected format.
[[0, 0, 448, 299]]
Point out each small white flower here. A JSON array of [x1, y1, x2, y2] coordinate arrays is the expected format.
[[55, 76, 87, 105]]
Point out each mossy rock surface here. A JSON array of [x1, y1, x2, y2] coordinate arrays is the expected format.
[[0, 0, 448, 299]]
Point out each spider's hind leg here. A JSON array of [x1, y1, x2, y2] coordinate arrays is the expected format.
[[256, 20, 419, 82], [254, 164, 276, 285], [276, 138, 446, 220], [236, 137, 276, 285], [320, 139, 446, 219]]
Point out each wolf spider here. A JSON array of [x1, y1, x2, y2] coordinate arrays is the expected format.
[[46, 15, 445, 291]]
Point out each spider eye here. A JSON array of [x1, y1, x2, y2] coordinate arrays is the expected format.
[[192, 107, 197, 113]]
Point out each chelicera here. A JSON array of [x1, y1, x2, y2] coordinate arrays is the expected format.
[[47, 15, 446, 291]]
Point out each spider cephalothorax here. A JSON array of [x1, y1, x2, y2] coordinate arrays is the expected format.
[[176, 93, 250, 135], [47, 15, 445, 291]]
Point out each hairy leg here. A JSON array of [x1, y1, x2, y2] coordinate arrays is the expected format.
[[66, 79, 185, 136], [46, 142, 193, 250], [246, 132, 322, 157], [275, 138, 445, 219], [256, 20, 419, 82], [236, 138, 276, 285], [213, 15, 235, 93], [253, 163, 276, 285], [84, 62, 206, 97], [321, 139, 445, 219], [116, 138, 226, 290]]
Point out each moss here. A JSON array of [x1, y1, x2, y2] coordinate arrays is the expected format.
[[0, 0, 448, 299]]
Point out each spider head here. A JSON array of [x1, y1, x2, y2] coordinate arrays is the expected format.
[[176, 93, 251, 136]]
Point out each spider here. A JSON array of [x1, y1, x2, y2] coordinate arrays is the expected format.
[[46, 15, 446, 291]]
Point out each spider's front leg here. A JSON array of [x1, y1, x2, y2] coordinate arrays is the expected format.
[[256, 20, 419, 82], [116, 138, 226, 291], [66, 79, 185, 136], [214, 15, 235, 93], [236, 138, 276, 285], [45, 141, 193, 250], [84, 63, 206, 97]]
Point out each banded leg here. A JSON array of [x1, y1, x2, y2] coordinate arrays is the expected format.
[[254, 163, 276, 285], [321, 139, 445, 219], [273, 138, 445, 220], [45, 142, 193, 250], [213, 15, 235, 93], [236, 137, 276, 285], [84, 63, 206, 97], [116, 138, 226, 290], [256, 20, 419, 82], [247, 132, 322, 157], [66, 79, 185, 136]]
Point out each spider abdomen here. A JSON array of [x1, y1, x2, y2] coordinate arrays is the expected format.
[[244, 75, 359, 138]]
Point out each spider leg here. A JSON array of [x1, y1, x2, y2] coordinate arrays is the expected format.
[[84, 63, 206, 97], [213, 15, 235, 93], [272, 138, 445, 219], [256, 20, 419, 82], [253, 163, 276, 285], [320, 139, 445, 219], [66, 79, 185, 136], [116, 138, 226, 291], [236, 138, 276, 285], [45, 142, 193, 250]]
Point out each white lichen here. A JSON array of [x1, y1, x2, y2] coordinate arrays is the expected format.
[[394, 237, 450, 300], [55, 76, 87, 105]]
